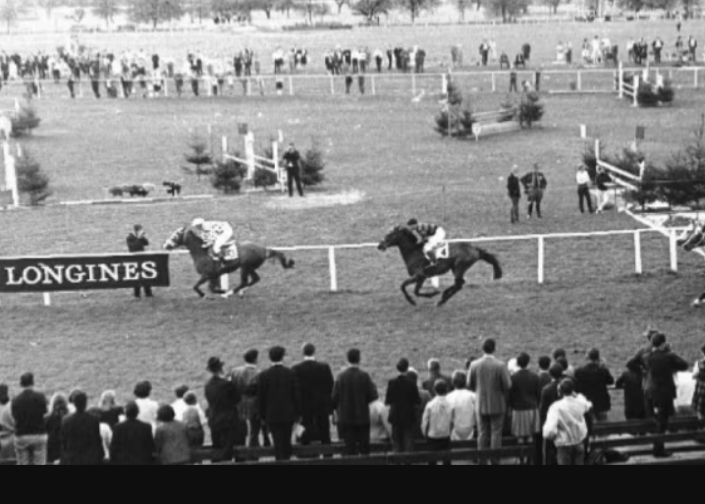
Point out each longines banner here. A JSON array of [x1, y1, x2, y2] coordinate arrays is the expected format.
[[0, 254, 170, 293]]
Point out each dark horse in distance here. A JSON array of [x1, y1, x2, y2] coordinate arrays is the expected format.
[[378, 226, 503, 306], [164, 226, 295, 298]]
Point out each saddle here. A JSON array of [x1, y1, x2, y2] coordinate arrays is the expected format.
[[209, 241, 239, 261]]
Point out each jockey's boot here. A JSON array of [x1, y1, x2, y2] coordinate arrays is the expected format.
[[426, 251, 437, 266]]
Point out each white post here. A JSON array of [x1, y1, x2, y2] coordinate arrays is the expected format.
[[4, 142, 19, 207], [43, 292, 52, 307], [633, 76, 640, 107], [538, 236, 545, 284], [244, 131, 255, 180], [330, 76, 335, 95], [431, 277, 440, 289], [595, 138, 601, 162], [634, 231, 643, 275], [491, 72, 496, 93], [577, 71, 582, 92], [288, 76, 294, 96], [221, 136, 228, 160], [670, 230, 679, 273], [328, 247, 338, 292], [272, 141, 284, 193], [618, 62, 624, 99], [164, 77, 169, 97], [371, 75, 376, 96], [220, 274, 229, 292], [695, 69, 699, 89], [441, 73, 447, 95], [412, 74, 417, 96]]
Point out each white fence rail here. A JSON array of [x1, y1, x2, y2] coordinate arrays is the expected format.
[[1, 227, 688, 306], [4, 66, 704, 100]]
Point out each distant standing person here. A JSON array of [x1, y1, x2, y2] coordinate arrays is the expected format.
[[126, 225, 153, 299], [282, 143, 305, 198], [508, 165, 522, 224], [576, 165, 594, 215], [521, 164, 548, 219], [12, 373, 48, 466]]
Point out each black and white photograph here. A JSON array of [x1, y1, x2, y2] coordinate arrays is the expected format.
[[0, 0, 704, 466]]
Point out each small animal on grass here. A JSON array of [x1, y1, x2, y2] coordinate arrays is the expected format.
[[109, 184, 156, 198], [163, 181, 182, 197]]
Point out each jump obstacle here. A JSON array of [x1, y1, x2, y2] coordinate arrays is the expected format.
[[222, 131, 286, 192]]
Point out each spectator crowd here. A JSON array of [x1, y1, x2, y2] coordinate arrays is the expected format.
[[0, 328, 703, 466]]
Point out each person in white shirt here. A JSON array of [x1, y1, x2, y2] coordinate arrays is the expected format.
[[576, 165, 594, 215], [543, 379, 592, 466], [445, 372, 477, 441], [422, 380, 453, 466], [134, 381, 159, 433], [171, 385, 190, 421], [369, 399, 392, 443]]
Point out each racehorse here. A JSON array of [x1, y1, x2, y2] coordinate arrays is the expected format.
[[164, 227, 295, 299], [677, 220, 705, 306], [378, 226, 503, 307]]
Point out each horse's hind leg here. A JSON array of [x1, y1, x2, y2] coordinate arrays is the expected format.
[[438, 277, 466, 307], [237, 271, 261, 299]]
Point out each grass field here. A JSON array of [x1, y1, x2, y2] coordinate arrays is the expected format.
[[1, 23, 705, 406]]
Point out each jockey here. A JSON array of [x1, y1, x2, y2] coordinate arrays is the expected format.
[[191, 218, 235, 260], [407, 219, 447, 265]]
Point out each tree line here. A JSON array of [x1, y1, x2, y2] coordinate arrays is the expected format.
[[0, 0, 701, 32]]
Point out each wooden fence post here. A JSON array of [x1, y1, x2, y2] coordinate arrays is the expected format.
[[670, 230, 679, 273], [634, 231, 643, 275]]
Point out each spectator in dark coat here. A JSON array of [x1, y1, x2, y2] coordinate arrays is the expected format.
[[332, 349, 379, 456], [575, 349, 615, 422], [628, 333, 689, 458], [230, 350, 268, 450], [60, 391, 104, 466], [615, 361, 647, 421], [204, 357, 241, 463], [45, 393, 69, 464], [423, 359, 453, 398], [126, 224, 153, 299], [258, 347, 301, 462], [385, 358, 421, 454], [154, 405, 192, 466], [407, 369, 432, 440], [508, 166, 522, 224], [12, 373, 48, 466], [110, 401, 155, 466], [292, 344, 334, 450], [521, 165, 548, 220], [538, 356, 553, 391], [509, 353, 542, 445]]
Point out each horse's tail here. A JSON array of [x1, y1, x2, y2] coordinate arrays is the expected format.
[[267, 249, 295, 270], [478, 248, 503, 280]]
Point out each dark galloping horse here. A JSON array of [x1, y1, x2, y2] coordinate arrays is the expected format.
[[164, 227, 295, 299], [378, 226, 503, 306]]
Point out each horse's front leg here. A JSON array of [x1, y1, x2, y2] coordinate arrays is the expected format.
[[401, 277, 419, 306], [194, 275, 210, 298], [414, 277, 441, 299]]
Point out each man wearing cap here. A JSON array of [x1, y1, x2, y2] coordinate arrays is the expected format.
[[282, 143, 305, 198], [631, 333, 690, 458], [507, 166, 522, 224], [126, 225, 153, 299], [204, 357, 241, 463]]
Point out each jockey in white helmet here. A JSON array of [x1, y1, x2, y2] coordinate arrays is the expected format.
[[191, 218, 235, 260], [407, 219, 447, 266]]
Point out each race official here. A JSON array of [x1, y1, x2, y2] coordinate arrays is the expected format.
[[576, 166, 594, 215], [126, 225, 153, 299], [282, 143, 305, 198]]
